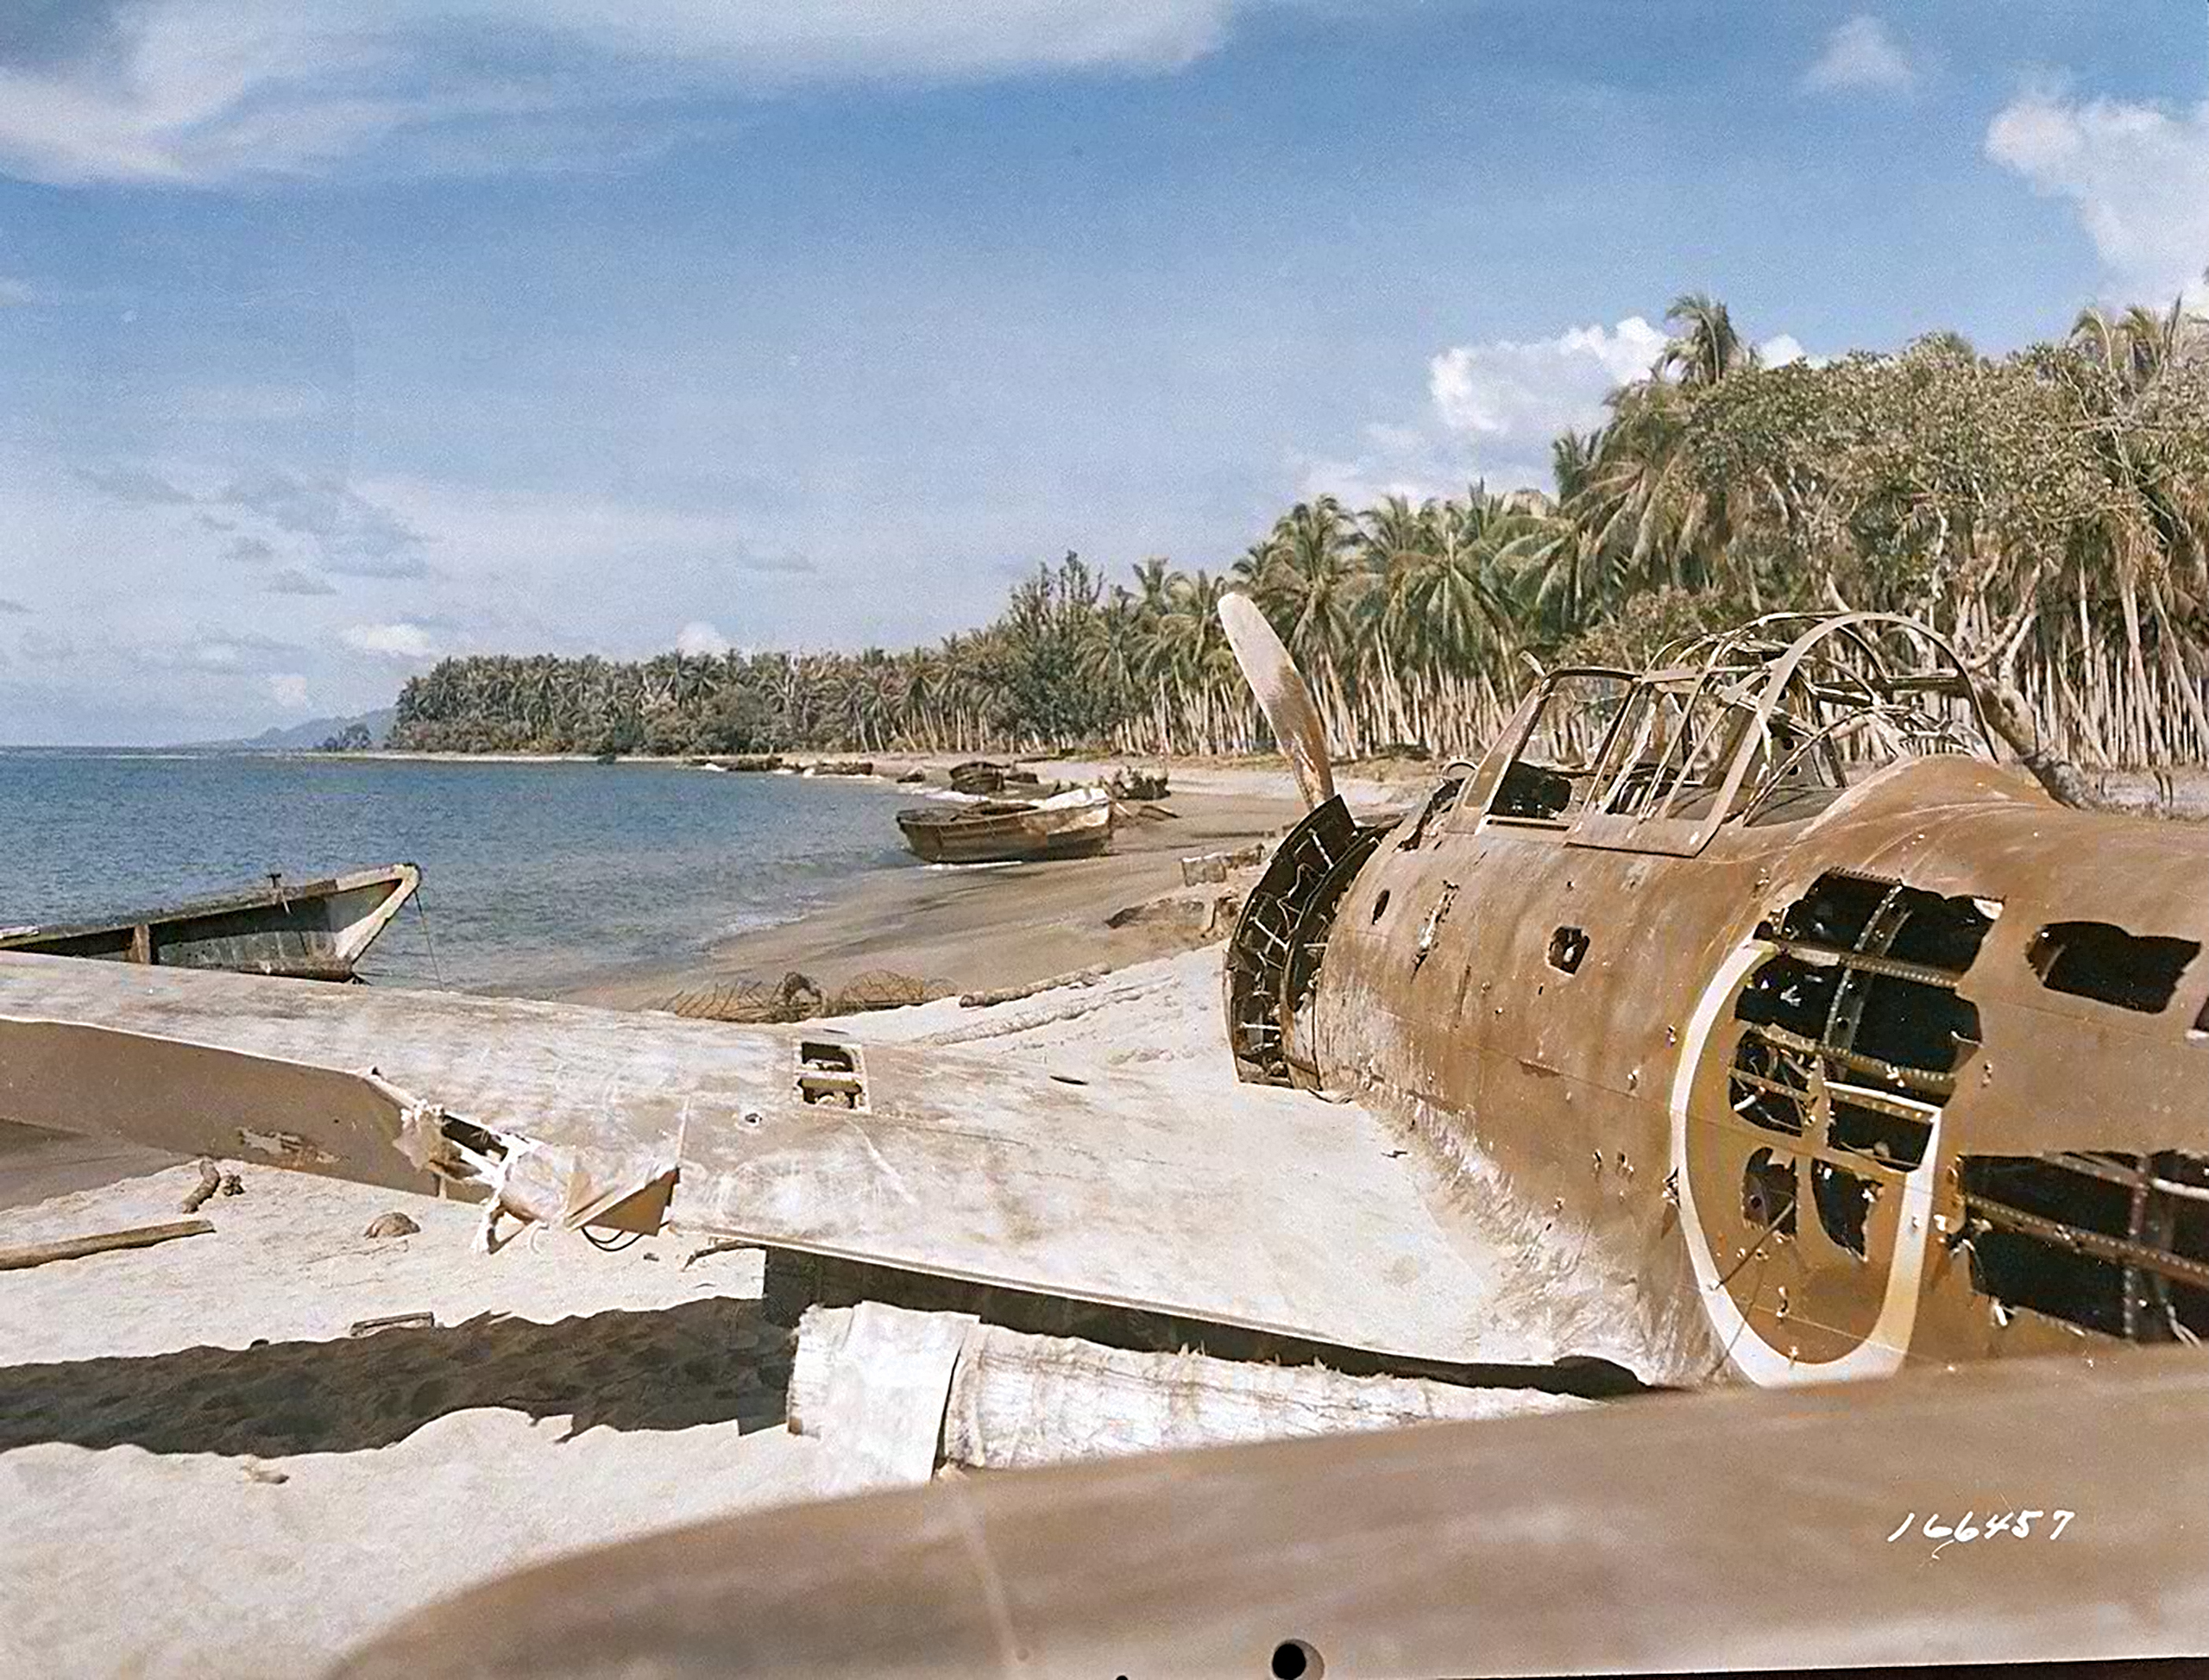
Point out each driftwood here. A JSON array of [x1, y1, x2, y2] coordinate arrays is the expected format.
[[956, 966, 1109, 1008], [0, 1218, 214, 1272], [180, 1158, 244, 1212], [181, 1159, 223, 1213], [787, 1303, 1584, 1482], [348, 1311, 437, 1337]]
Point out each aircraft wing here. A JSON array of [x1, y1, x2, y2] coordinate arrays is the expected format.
[[0, 952, 1498, 1362], [332, 1343, 2209, 1677]]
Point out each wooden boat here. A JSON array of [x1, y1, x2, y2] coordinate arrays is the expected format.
[[0, 864, 419, 982], [896, 787, 1113, 865], [948, 760, 1042, 796]]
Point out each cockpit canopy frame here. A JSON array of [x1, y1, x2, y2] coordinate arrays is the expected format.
[[1456, 613, 1998, 857]]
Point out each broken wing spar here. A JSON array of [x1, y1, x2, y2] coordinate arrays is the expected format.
[[0, 950, 1507, 1366]]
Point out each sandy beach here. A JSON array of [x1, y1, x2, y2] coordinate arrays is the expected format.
[[561, 756, 1422, 1010], [0, 756, 1475, 1678]]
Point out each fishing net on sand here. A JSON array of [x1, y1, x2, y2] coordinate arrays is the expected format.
[[664, 968, 946, 1023]]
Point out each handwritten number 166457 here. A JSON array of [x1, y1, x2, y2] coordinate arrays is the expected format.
[[1888, 1510, 2074, 1550]]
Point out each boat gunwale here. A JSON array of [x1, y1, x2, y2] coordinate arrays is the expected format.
[[0, 863, 421, 960]]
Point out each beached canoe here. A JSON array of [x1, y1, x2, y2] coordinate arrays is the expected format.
[[947, 760, 1043, 796], [895, 786, 1113, 865], [0, 863, 419, 982]]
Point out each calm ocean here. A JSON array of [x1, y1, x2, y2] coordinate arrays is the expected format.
[[0, 752, 918, 995]]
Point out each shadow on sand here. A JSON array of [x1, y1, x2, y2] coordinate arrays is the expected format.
[[0, 1295, 790, 1457]]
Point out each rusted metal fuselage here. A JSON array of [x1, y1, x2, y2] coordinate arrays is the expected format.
[[1228, 614, 2209, 1387]]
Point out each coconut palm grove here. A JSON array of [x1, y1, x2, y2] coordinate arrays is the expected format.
[[391, 293, 2209, 771]]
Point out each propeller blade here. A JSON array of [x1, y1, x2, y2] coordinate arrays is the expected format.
[[1218, 592, 1335, 813]]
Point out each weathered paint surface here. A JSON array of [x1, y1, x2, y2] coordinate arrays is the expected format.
[[0, 863, 418, 980], [332, 1345, 2209, 1678], [1236, 615, 2209, 1387], [0, 948, 1512, 1362]]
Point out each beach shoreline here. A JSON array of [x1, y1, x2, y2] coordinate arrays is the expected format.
[[549, 758, 1428, 1011]]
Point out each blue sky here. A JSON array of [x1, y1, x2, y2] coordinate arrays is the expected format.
[[1, 1, 2204, 743]]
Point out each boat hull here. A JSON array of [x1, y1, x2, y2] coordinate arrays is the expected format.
[[0, 864, 419, 982], [896, 800, 1112, 865]]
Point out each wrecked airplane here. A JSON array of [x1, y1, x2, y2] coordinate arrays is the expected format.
[[1224, 601, 2209, 1383], [3, 607, 2206, 1413]]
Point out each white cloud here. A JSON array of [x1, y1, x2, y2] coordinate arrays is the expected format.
[[1430, 317, 1666, 444], [342, 620, 437, 660], [267, 672, 311, 709], [1803, 15, 1916, 94], [0, 276, 40, 306], [0, 2, 1258, 186], [1988, 87, 2209, 306], [1295, 423, 1477, 507], [1303, 311, 1819, 504], [1298, 317, 1668, 503], [675, 620, 731, 657]]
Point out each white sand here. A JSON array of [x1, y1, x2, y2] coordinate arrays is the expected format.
[[0, 949, 1550, 1678]]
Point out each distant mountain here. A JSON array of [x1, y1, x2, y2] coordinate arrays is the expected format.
[[174, 706, 397, 752]]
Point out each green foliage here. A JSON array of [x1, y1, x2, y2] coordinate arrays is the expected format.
[[391, 291, 2209, 767]]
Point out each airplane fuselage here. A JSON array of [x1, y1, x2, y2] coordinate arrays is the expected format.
[[1268, 752, 2209, 1387]]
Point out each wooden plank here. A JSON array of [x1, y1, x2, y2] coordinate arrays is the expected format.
[[0, 1218, 213, 1271]]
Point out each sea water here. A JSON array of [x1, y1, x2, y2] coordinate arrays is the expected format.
[[0, 752, 917, 995]]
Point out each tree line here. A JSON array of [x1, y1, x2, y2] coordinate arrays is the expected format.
[[392, 291, 2209, 770]]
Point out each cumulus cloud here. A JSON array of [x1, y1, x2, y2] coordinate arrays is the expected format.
[[1430, 316, 1666, 444], [267, 672, 312, 710], [1304, 311, 1816, 503], [675, 620, 732, 657], [0, 276, 40, 306], [224, 534, 276, 564], [1304, 317, 1671, 501], [1988, 86, 2209, 305], [0, 2, 1258, 186], [1803, 14, 1916, 94], [0, 596, 28, 614], [342, 620, 437, 660], [265, 566, 338, 596]]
